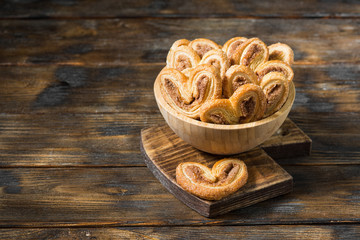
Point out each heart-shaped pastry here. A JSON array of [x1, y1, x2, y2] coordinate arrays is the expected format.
[[268, 43, 294, 65], [233, 38, 269, 71], [200, 83, 266, 124], [176, 158, 248, 200], [158, 64, 222, 119]]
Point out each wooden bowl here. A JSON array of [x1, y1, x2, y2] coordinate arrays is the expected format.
[[154, 76, 295, 155]]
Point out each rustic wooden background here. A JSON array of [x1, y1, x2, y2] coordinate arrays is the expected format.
[[0, 0, 359, 239]]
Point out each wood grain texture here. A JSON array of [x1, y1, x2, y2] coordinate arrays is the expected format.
[[0, 112, 358, 167], [1, 0, 359, 18], [0, 113, 161, 167], [141, 127, 293, 217], [261, 119, 311, 159], [0, 64, 358, 114], [0, 19, 359, 65], [0, 0, 359, 237], [0, 225, 359, 240], [0, 166, 358, 227]]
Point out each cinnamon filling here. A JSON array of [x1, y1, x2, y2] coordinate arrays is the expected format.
[[184, 163, 239, 186], [266, 84, 282, 105], [240, 96, 255, 117], [229, 41, 244, 58], [208, 59, 220, 69], [185, 166, 214, 184], [209, 112, 229, 124], [232, 76, 248, 91], [217, 163, 240, 184], [195, 44, 213, 58], [175, 54, 191, 71], [242, 44, 262, 66], [257, 66, 286, 80], [164, 75, 209, 110], [164, 78, 191, 110], [194, 75, 209, 102], [269, 50, 283, 61]]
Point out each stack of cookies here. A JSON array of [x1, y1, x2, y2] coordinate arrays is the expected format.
[[156, 37, 294, 125]]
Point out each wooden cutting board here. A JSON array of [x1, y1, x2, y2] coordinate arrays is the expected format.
[[140, 118, 311, 217]]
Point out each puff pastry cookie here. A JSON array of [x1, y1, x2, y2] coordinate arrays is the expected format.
[[166, 45, 200, 74], [189, 38, 221, 58], [223, 65, 258, 98], [260, 72, 290, 117], [268, 43, 294, 65], [158, 64, 222, 119], [199, 49, 230, 81], [200, 83, 266, 124], [255, 60, 294, 83], [222, 37, 248, 64], [176, 158, 248, 200]]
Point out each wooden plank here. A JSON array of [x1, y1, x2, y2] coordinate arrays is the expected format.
[[0, 64, 162, 114], [0, 113, 163, 167], [141, 127, 293, 217], [0, 64, 358, 114], [261, 119, 311, 159], [0, 166, 358, 226], [1, 0, 359, 18], [0, 112, 358, 167], [0, 19, 359, 65], [0, 225, 359, 239]]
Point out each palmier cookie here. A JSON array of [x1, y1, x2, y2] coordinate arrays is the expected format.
[[176, 158, 248, 200]]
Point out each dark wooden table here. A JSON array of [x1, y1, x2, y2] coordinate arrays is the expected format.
[[0, 1, 359, 239]]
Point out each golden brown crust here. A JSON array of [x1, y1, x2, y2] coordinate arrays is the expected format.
[[259, 71, 290, 117], [233, 38, 269, 71], [229, 83, 266, 123], [170, 39, 190, 49], [200, 99, 239, 124], [160, 37, 295, 124], [189, 38, 221, 58], [166, 45, 201, 73], [199, 49, 230, 81], [255, 60, 294, 83], [223, 65, 258, 98], [159, 64, 222, 119], [176, 159, 248, 200], [200, 83, 266, 124], [268, 43, 294, 65], [222, 37, 248, 65]]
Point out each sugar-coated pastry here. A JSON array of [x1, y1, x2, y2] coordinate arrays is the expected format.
[[189, 38, 221, 58], [229, 83, 266, 123], [200, 99, 239, 124], [176, 158, 248, 200], [200, 49, 230, 81], [169, 39, 190, 49], [255, 60, 294, 83], [166, 45, 200, 73], [158, 64, 222, 119], [223, 65, 258, 98], [268, 43, 294, 65], [222, 37, 248, 65], [259, 72, 290, 117], [200, 83, 266, 124], [233, 38, 269, 71]]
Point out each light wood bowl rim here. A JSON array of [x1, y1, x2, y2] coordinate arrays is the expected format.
[[154, 72, 295, 130]]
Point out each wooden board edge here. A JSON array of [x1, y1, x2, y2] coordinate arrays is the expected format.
[[261, 118, 312, 159], [209, 177, 293, 217], [208, 153, 294, 217], [139, 132, 212, 217], [262, 141, 312, 159]]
